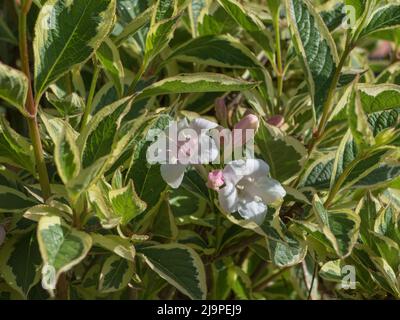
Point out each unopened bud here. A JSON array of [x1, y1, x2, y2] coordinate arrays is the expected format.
[[234, 114, 259, 131], [206, 170, 224, 191], [233, 114, 259, 146], [267, 115, 284, 128]]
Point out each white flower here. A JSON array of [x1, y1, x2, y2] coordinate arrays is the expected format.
[[218, 159, 286, 225], [147, 118, 219, 189]]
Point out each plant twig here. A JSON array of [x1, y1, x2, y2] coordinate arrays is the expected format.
[[206, 234, 261, 265], [253, 267, 289, 292], [18, 0, 51, 200], [80, 61, 100, 131], [273, 12, 283, 113]]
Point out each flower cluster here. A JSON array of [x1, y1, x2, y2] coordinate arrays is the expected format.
[[147, 115, 286, 225]]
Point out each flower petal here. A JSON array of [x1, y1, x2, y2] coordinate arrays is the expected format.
[[160, 164, 186, 189], [256, 177, 286, 203], [237, 200, 267, 225], [218, 182, 239, 213], [223, 159, 270, 185], [197, 134, 219, 163], [190, 118, 219, 133]]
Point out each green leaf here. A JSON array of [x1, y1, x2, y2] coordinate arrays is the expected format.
[[109, 180, 147, 225], [347, 86, 375, 150], [331, 84, 400, 121], [300, 153, 335, 190], [255, 120, 306, 182], [220, 208, 306, 267], [0, 186, 38, 212], [181, 168, 210, 201], [344, 0, 366, 20], [319, 260, 343, 283], [359, 5, 400, 39], [189, 0, 210, 37], [40, 112, 81, 184], [313, 195, 360, 258], [266, 0, 281, 16], [46, 92, 84, 116], [261, 217, 307, 267], [152, 196, 178, 239], [330, 131, 358, 188], [338, 69, 367, 88], [91, 233, 135, 261], [374, 204, 399, 241], [369, 232, 400, 273], [113, 6, 152, 46], [67, 156, 109, 203], [24, 204, 73, 224], [170, 187, 208, 226], [371, 256, 400, 297], [0, 117, 35, 174], [135, 73, 257, 101], [0, 62, 29, 115], [34, 0, 116, 98], [37, 216, 92, 284], [353, 162, 400, 189], [286, 0, 339, 116], [40, 111, 75, 143], [99, 254, 134, 293], [144, 0, 181, 65], [78, 97, 131, 168], [97, 38, 125, 97], [128, 115, 171, 214], [154, 0, 176, 21], [331, 130, 400, 190], [359, 193, 378, 245], [166, 35, 261, 69], [367, 109, 399, 136], [291, 254, 320, 299], [54, 125, 81, 185], [320, 3, 346, 31], [0, 20, 17, 45], [217, 0, 274, 61], [88, 183, 120, 229], [197, 8, 237, 36], [0, 230, 42, 298], [138, 243, 207, 300]]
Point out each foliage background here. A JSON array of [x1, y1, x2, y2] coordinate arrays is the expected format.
[[0, 0, 400, 300]]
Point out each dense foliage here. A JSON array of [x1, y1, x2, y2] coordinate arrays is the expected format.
[[0, 0, 400, 300]]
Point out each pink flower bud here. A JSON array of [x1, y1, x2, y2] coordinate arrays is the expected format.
[[0, 225, 5, 247], [206, 170, 224, 191], [267, 115, 284, 128], [370, 41, 392, 60], [233, 114, 259, 146]]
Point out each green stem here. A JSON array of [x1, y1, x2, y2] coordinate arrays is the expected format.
[[127, 62, 146, 96], [27, 117, 52, 199], [308, 41, 352, 153], [316, 47, 351, 136], [19, 0, 51, 201], [80, 62, 100, 131], [324, 158, 359, 208], [273, 12, 283, 114], [253, 267, 289, 292]]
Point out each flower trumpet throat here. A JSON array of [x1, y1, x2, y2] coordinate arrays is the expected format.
[[218, 159, 286, 225]]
